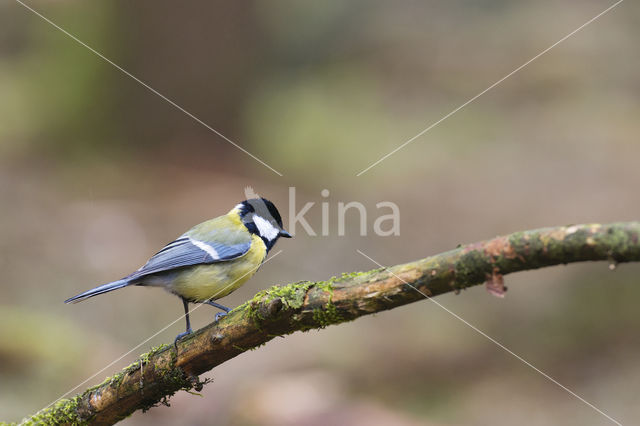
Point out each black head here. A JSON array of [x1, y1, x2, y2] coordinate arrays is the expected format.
[[236, 198, 291, 252]]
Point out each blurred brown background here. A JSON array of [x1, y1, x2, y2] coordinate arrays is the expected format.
[[1, 0, 639, 424]]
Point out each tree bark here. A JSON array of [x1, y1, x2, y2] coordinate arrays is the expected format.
[[19, 222, 640, 425]]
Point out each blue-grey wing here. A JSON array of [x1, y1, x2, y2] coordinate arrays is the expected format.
[[126, 236, 251, 281]]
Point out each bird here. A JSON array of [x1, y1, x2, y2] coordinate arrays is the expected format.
[[65, 197, 291, 346]]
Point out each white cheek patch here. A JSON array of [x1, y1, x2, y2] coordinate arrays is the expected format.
[[189, 237, 220, 260], [253, 215, 280, 241]]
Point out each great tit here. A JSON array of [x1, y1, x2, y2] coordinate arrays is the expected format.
[[65, 197, 291, 345]]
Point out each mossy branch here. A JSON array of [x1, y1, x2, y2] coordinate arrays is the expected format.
[[20, 222, 640, 425]]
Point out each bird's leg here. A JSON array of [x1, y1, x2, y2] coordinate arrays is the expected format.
[[174, 298, 192, 348], [205, 300, 231, 322]]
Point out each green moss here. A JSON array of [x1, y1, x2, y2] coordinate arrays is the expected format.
[[334, 269, 379, 283], [310, 278, 345, 328], [339, 271, 363, 280], [139, 362, 192, 413], [84, 368, 126, 396], [543, 235, 567, 259], [266, 281, 312, 309], [508, 231, 528, 257], [241, 270, 381, 328], [21, 395, 87, 425], [315, 280, 334, 294], [149, 346, 191, 397], [240, 274, 357, 331], [603, 225, 635, 261], [453, 250, 489, 289], [45, 343, 187, 419], [312, 302, 344, 328], [140, 344, 169, 364], [243, 281, 314, 324]]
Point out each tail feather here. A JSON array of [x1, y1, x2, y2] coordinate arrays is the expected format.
[[64, 279, 130, 303]]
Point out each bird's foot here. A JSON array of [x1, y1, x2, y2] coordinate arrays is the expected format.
[[204, 300, 230, 322], [174, 328, 192, 349]]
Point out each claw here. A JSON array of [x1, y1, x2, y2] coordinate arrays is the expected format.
[[174, 328, 192, 349], [205, 300, 230, 322]]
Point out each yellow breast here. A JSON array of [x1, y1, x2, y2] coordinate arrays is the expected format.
[[169, 234, 267, 302]]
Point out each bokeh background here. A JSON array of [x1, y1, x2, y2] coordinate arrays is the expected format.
[[1, 0, 639, 424]]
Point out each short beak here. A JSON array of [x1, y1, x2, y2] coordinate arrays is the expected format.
[[279, 229, 292, 238]]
